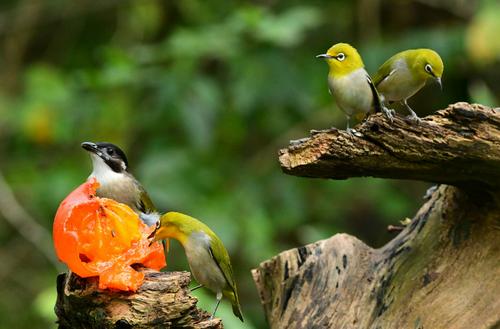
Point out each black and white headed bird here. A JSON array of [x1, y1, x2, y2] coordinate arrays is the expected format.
[[81, 142, 159, 226]]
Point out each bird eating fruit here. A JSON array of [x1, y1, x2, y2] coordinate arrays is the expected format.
[[81, 142, 159, 226], [149, 211, 243, 322]]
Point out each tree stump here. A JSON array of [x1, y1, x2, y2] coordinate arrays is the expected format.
[[55, 269, 222, 329], [252, 102, 500, 329]]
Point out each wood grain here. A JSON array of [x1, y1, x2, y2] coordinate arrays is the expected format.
[[280, 103, 500, 188], [255, 103, 500, 328], [55, 269, 222, 329], [253, 186, 500, 329]]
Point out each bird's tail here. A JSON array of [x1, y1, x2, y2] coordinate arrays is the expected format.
[[225, 290, 244, 322], [366, 74, 383, 113], [232, 302, 244, 322]]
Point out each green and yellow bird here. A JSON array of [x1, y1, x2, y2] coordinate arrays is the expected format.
[[317, 43, 391, 134], [149, 212, 243, 322], [373, 48, 444, 122]]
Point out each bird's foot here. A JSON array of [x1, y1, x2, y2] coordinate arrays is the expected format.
[[405, 112, 421, 124], [346, 128, 363, 137], [381, 106, 395, 122], [402, 102, 421, 123]]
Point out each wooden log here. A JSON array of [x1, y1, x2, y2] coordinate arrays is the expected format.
[[253, 185, 500, 329], [55, 269, 222, 329], [253, 103, 500, 328]]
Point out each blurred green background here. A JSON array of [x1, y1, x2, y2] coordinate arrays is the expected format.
[[0, 0, 498, 328]]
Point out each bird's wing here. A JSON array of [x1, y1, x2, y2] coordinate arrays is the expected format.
[[366, 74, 382, 113], [373, 58, 396, 86], [208, 239, 237, 294], [136, 183, 156, 214]]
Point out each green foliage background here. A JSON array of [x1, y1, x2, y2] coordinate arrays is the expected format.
[[0, 0, 498, 328]]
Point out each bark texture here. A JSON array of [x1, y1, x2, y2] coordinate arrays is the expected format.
[[55, 269, 222, 329], [280, 102, 500, 188], [254, 103, 500, 329]]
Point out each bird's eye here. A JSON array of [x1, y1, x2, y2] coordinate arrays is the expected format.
[[336, 53, 346, 61], [107, 147, 115, 155], [425, 64, 432, 74]]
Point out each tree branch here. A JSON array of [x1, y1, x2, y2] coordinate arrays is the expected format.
[[0, 171, 61, 269], [279, 102, 500, 189]]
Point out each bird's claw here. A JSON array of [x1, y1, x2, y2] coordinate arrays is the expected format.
[[381, 107, 395, 122], [405, 113, 422, 124], [346, 128, 363, 137]]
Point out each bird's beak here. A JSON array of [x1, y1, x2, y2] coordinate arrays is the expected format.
[[316, 54, 332, 59], [147, 222, 160, 246], [436, 77, 443, 91], [81, 142, 99, 154]]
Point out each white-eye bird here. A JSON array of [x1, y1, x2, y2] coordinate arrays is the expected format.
[[149, 211, 243, 322], [317, 43, 390, 134], [81, 142, 159, 226], [373, 48, 444, 122]]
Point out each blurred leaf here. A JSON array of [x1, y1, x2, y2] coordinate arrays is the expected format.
[[126, 0, 164, 39], [251, 6, 322, 47], [469, 80, 497, 106], [165, 24, 241, 60], [19, 65, 73, 144], [466, 0, 500, 65], [98, 47, 137, 87], [33, 286, 57, 328]]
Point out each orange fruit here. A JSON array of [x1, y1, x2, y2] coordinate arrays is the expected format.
[[53, 178, 166, 291]]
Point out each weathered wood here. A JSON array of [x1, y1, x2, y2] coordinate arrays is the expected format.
[[55, 269, 222, 329], [280, 102, 500, 189], [254, 102, 500, 328], [253, 185, 500, 329]]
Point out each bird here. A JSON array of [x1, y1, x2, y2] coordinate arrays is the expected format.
[[317, 42, 391, 134], [149, 211, 244, 322], [373, 48, 444, 122], [81, 142, 159, 226]]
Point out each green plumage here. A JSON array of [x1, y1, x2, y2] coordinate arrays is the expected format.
[[155, 212, 243, 321]]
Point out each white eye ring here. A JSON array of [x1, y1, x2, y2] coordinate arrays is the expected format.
[[425, 64, 432, 74], [336, 53, 345, 61]]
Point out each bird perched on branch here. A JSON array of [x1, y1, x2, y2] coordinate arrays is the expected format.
[[317, 43, 392, 134], [149, 211, 244, 322], [373, 48, 444, 122], [81, 142, 159, 226]]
